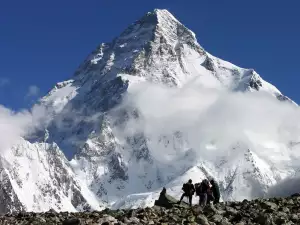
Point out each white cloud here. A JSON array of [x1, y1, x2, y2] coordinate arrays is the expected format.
[[0, 76, 300, 201], [0, 83, 48, 151], [0, 103, 50, 151], [0, 106, 32, 150], [26, 85, 40, 97], [111, 80, 300, 166]]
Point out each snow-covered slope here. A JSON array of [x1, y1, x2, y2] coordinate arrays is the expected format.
[[0, 9, 299, 213], [0, 138, 102, 213]]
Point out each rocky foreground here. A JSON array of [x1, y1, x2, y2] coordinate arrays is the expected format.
[[1, 194, 300, 225]]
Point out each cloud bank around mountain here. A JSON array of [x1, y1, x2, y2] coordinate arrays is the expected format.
[[267, 176, 300, 197], [114, 79, 300, 172], [0, 104, 48, 151], [1, 78, 300, 199]]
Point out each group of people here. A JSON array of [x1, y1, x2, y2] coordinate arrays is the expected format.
[[178, 178, 220, 207]]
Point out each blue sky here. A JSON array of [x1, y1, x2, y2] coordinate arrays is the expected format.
[[0, 0, 299, 110]]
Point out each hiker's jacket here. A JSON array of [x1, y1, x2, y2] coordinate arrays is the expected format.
[[195, 180, 210, 196], [211, 181, 220, 198], [182, 183, 195, 195]]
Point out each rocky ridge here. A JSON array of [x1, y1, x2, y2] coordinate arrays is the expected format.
[[1, 194, 300, 225]]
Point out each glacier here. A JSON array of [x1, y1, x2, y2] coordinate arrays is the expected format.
[[0, 9, 300, 213]]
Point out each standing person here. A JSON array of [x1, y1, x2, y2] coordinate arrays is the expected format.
[[196, 179, 210, 207], [178, 179, 195, 206], [210, 179, 220, 204], [207, 186, 215, 204]]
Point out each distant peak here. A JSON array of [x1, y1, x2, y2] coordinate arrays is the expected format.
[[153, 8, 166, 13], [115, 8, 194, 43], [144, 8, 180, 24], [137, 8, 196, 41], [153, 9, 175, 16]]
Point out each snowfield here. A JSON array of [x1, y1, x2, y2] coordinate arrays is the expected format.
[[0, 9, 299, 213]]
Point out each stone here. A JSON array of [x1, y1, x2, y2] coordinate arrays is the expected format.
[[225, 206, 238, 216], [62, 218, 80, 225], [196, 215, 210, 225], [203, 204, 219, 215], [187, 215, 195, 222], [280, 207, 290, 213], [211, 214, 223, 223], [275, 217, 287, 225], [126, 209, 137, 218], [276, 211, 288, 218], [291, 193, 300, 197], [261, 201, 278, 211], [217, 217, 231, 225], [234, 205, 241, 210], [290, 214, 299, 222], [231, 213, 243, 223], [255, 213, 274, 225], [102, 215, 117, 222], [286, 199, 294, 205], [129, 217, 140, 224]]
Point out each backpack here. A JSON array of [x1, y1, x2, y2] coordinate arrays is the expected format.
[[195, 183, 201, 196], [195, 181, 209, 195], [182, 183, 189, 193]]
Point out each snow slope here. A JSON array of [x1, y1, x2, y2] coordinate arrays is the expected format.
[[0, 138, 102, 213], [0, 9, 299, 213]]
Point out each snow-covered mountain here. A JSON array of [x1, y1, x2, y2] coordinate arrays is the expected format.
[[0, 9, 299, 213]]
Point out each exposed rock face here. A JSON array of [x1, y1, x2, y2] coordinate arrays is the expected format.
[[1, 195, 300, 224], [0, 9, 299, 212], [0, 139, 97, 214], [0, 161, 25, 214]]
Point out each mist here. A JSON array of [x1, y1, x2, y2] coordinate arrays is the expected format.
[[1, 78, 300, 198], [0, 104, 48, 151], [267, 176, 300, 197], [111, 80, 300, 198]]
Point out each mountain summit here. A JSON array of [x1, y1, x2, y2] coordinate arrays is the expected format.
[[0, 9, 298, 213]]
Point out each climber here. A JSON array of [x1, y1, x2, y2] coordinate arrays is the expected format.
[[207, 185, 215, 205], [210, 179, 220, 204], [178, 179, 195, 206], [154, 187, 173, 208], [195, 179, 210, 206]]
